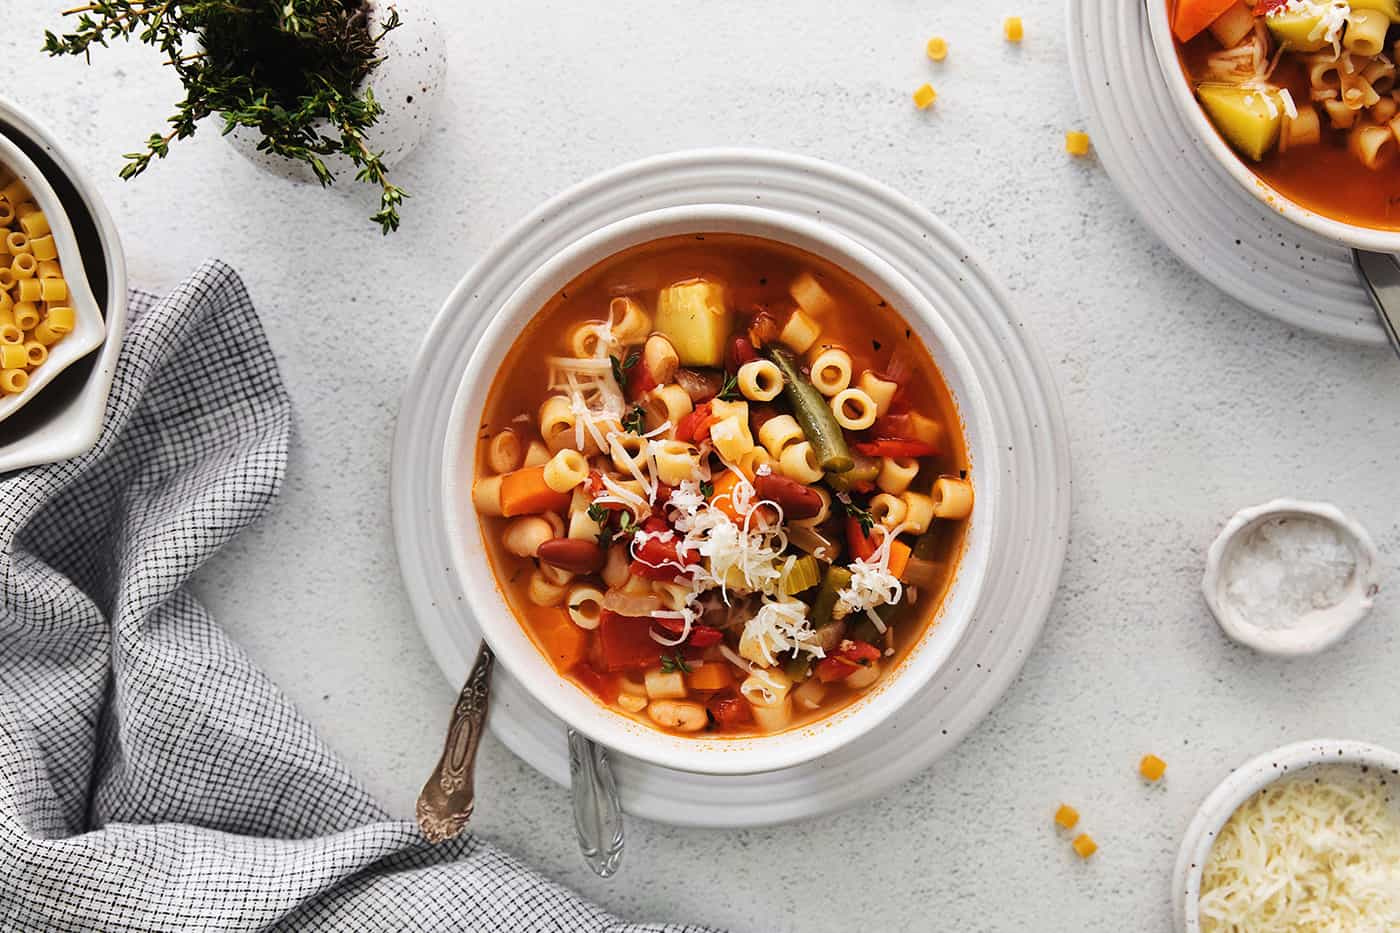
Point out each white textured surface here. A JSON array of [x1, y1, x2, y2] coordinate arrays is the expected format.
[[5, 3, 1399, 931]]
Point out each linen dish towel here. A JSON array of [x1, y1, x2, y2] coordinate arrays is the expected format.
[[0, 260, 716, 932]]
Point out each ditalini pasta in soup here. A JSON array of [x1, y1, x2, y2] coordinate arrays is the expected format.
[[471, 234, 972, 737], [1172, 0, 1400, 228]]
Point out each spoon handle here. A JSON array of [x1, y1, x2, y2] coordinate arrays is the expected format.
[[1351, 249, 1400, 361], [415, 643, 493, 843], [567, 727, 625, 877]]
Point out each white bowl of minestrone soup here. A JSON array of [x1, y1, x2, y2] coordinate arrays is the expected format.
[[1152, 0, 1400, 248], [443, 205, 997, 775]]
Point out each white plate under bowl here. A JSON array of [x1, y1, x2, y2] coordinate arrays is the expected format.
[[0, 96, 127, 471], [441, 203, 999, 777], [0, 132, 105, 425], [1066, 0, 1386, 346], [1173, 738, 1400, 931], [392, 148, 1071, 827]]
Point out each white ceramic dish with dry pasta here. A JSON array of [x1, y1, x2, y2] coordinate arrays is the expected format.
[[1175, 738, 1400, 932], [0, 131, 105, 426]]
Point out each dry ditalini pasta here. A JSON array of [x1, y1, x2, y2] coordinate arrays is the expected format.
[[0, 170, 73, 396]]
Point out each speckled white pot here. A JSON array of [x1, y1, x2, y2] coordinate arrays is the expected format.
[[224, 0, 445, 183]]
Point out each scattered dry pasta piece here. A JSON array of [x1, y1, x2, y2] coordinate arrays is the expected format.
[[1072, 834, 1097, 858], [913, 83, 937, 110], [1065, 131, 1091, 156], [1139, 754, 1167, 781], [1054, 804, 1079, 829], [926, 37, 948, 61], [1004, 16, 1024, 42]]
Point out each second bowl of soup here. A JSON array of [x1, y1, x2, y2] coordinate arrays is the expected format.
[[1152, 0, 1400, 248], [443, 204, 996, 775]]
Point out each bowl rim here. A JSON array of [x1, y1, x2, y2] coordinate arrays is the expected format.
[[0, 94, 127, 472], [441, 202, 999, 775], [1173, 738, 1400, 931], [1201, 498, 1380, 657], [1145, 0, 1400, 252], [0, 130, 106, 425]]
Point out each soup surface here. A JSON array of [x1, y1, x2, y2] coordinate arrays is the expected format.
[[472, 233, 972, 738], [1172, 0, 1400, 229]]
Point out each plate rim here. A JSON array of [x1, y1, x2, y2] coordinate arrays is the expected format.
[[1064, 0, 1386, 346], [391, 147, 1073, 827]]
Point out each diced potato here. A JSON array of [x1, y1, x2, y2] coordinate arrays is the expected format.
[[644, 668, 687, 699], [1195, 83, 1283, 161], [1264, 10, 1332, 51], [1352, 0, 1400, 23], [655, 278, 731, 367]]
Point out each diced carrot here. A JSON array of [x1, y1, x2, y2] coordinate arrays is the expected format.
[[888, 539, 912, 579], [1172, 0, 1236, 42], [1054, 804, 1080, 829], [500, 465, 572, 517], [709, 471, 746, 523], [1072, 834, 1097, 858], [540, 620, 587, 671], [686, 661, 733, 692]]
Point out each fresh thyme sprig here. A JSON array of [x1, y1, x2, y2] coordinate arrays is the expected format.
[[659, 653, 693, 674], [43, 0, 408, 233]]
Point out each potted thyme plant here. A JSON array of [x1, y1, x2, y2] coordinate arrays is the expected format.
[[43, 0, 444, 233]]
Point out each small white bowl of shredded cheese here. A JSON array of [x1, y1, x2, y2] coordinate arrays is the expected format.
[[1175, 739, 1400, 933], [1202, 499, 1381, 657]]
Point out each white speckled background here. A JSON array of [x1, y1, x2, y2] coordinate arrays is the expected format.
[[6, 2, 1399, 930]]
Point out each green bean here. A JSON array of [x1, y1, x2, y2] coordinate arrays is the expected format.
[[810, 565, 853, 629], [769, 346, 854, 473], [824, 454, 880, 492]]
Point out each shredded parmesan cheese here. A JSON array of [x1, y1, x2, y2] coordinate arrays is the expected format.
[[738, 599, 826, 666], [835, 524, 911, 631], [1199, 768, 1400, 931]]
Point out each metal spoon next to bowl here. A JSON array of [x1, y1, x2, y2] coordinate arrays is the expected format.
[[416, 643, 626, 877]]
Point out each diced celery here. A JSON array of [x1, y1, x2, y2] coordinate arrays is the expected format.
[[780, 554, 821, 595]]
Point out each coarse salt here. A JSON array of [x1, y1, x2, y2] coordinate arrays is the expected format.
[[1222, 515, 1356, 631]]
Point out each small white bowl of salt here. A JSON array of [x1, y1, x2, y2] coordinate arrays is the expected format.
[[1202, 499, 1381, 657]]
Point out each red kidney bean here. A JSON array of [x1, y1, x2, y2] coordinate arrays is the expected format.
[[751, 473, 824, 521], [537, 537, 605, 574]]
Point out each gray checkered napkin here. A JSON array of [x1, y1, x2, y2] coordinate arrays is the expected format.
[[0, 260, 718, 933]]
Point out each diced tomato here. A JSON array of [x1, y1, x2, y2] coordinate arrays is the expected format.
[[649, 619, 723, 648], [629, 558, 680, 581], [685, 625, 724, 648], [627, 363, 659, 402], [675, 402, 715, 443], [1252, 0, 1285, 12], [846, 515, 878, 563], [708, 692, 752, 729], [597, 612, 664, 672], [854, 438, 939, 458], [839, 640, 882, 664], [587, 470, 605, 495], [654, 483, 675, 506], [572, 662, 616, 702], [815, 656, 862, 683]]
